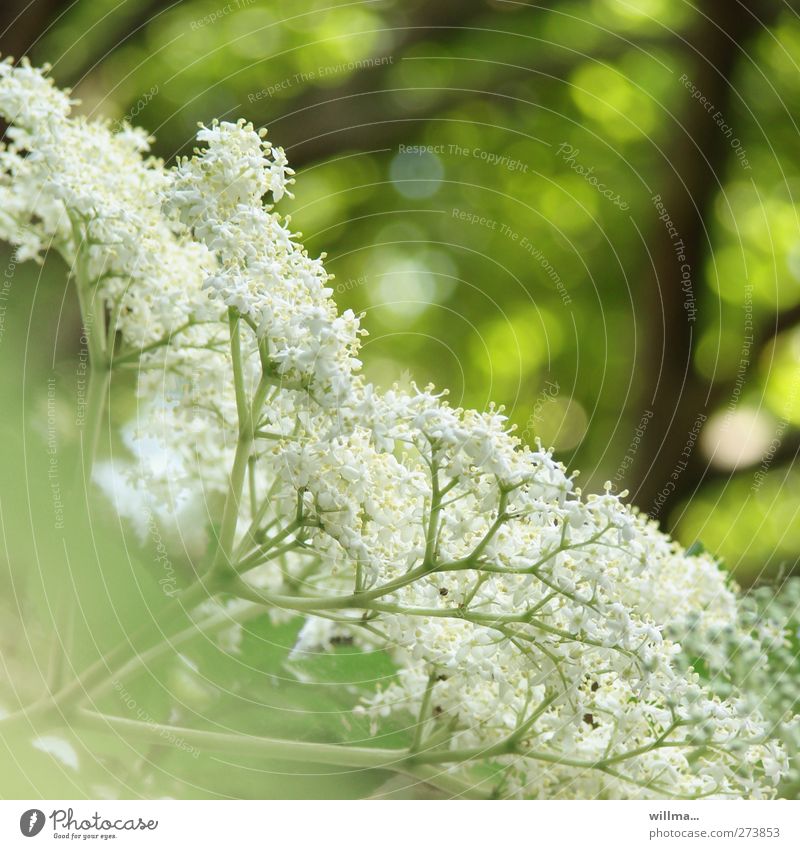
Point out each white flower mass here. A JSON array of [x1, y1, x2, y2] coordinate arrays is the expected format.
[[0, 58, 795, 799]]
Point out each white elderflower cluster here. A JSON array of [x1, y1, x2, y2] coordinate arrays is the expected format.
[[0, 61, 793, 799], [0, 57, 218, 349], [672, 578, 800, 796], [167, 119, 363, 407], [282, 391, 787, 798]]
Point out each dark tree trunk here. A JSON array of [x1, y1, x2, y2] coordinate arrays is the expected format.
[[628, 0, 784, 518], [0, 0, 65, 60]]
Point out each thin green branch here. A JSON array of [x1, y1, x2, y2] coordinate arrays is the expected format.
[[111, 319, 195, 365], [409, 671, 438, 754], [209, 311, 272, 578]]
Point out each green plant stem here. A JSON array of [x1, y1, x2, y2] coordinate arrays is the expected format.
[[79, 362, 111, 486], [73, 257, 106, 367], [77, 708, 405, 768], [3, 579, 219, 732], [74, 709, 488, 798], [410, 671, 437, 753], [28, 503, 615, 733], [83, 600, 265, 703], [391, 765, 491, 799], [235, 519, 304, 572], [9, 315, 267, 729], [210, 311, 271, 579], [48, 245, 111, 694], [60, 579, 216, 703], [111, 319, 194, 365], [71, 708, 696, 799], [423, 464, 441, 565], [227, 552, 534, 613], [229, 520, 618, 618]]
